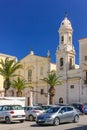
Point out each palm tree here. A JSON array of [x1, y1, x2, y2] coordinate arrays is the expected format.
[[41, 71, 62, 105], [0, 57, 23, 96], [11, 77, 30, 97]]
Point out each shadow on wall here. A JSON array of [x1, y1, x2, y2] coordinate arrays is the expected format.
[[67, 125, 87, 130]]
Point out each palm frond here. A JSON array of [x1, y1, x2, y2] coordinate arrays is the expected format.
[[41, 71, 62, 87]]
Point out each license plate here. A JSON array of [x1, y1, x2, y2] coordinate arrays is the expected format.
[[18, 115, 22, 118], [38, 119, 42, 121]]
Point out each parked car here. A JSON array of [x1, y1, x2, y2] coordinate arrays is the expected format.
[[55, 103, 69, 106], [23, 106, 32, 112], [36, 105, 79, 126], [25, 106, 45, 121], [70, 103, 87, 114], [41, 105, 54, 110], [0, 105, 25, 124]]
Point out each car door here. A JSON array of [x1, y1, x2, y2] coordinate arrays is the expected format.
[[58, 107, 68, 123], [0, 106, 4, 121], [65, 107, 74, 121], [0, 106, 8, 121]]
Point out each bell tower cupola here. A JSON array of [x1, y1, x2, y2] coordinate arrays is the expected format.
[[58, 16, 73, 51], [56, 16, 76, 74]]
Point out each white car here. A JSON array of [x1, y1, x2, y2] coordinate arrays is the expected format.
[[0, 105, 25, 124], [25, 106, 45, 121]]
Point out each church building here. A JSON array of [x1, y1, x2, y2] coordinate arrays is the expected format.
[[55, 16, 87, 104]]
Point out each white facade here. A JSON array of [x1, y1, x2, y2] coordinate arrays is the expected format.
[[11, 51, 56, 105], [56, 16, 82, 104], [55, 16, 87, 104], [0, 53, 17, 97]]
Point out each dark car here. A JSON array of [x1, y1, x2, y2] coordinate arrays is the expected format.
[[70, 103, 87, 114]]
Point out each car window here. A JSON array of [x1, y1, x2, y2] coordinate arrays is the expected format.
[[84, 105, 87, 109], [27, 107, 33, 110], [0, 106, 2, 111], [73, 104, 80, 108], [67, 107, 73, 111], [59, 107, 67, 113], [12, 105, 23, 110], [2, 106, 10, 111], [34, 107, 43, 110], [46, 107, 60, 113]]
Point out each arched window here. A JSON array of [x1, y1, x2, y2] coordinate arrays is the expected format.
[[40, 67, 43, 76], [69, 36, 71, 42], [70, 58, 72, 69], [59, 97, 63, 104], [28, 69, 32, 83], [60, 58, 63, 67], [61, 36, 64, 43], [69, 57, 75, 70]]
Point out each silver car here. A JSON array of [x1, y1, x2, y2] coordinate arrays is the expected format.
[[0, 105, 25, 124], [36, 106, 79, 126], [25, 106, 45, 121]]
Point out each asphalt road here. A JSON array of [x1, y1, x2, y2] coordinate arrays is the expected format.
[[0, 115, 87, 130]]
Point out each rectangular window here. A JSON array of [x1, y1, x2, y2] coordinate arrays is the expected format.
[[61, 36, 64, 44], [84, 71, 87, 84], [85, 56, 87, 61], [70, 85, 74, 89], [40, 89, 44, 94]]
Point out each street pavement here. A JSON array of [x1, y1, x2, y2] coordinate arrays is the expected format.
[[0, 115, 87, 130]]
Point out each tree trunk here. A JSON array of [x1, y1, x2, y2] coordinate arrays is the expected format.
[[4, 79, 10, 97], [49, 86, 55, 105], [17, 91, 22, 97], [50, 95, 55, 105], [4, 89, 8, 97]]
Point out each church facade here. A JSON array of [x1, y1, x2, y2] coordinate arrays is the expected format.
[[11, 50, 56, 105]]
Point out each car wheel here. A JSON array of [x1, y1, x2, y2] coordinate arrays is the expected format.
[[20, 120, 25, 123], [53, 117, 60, 126], [5, 116, 11, 124], [29, 115, 34, 121], [73, 115, 79, 123]]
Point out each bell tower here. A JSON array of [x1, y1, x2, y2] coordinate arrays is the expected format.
[[56, 16, 76, 76]]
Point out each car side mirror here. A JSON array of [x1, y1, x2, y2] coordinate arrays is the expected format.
[[60, 110, 64, 114]]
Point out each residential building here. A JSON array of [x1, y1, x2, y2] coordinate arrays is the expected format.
[[0, 53, 17, 96]]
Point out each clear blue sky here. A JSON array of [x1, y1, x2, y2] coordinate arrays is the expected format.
[[0, 0, 87, 64]]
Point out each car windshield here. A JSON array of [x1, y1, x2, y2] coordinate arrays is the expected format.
[[34, 107, 44, 110], [12, 105, 23, 110], [0, 106, 2, 111], [84, 105, 87, 109], [46, 107, 60, 113]]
